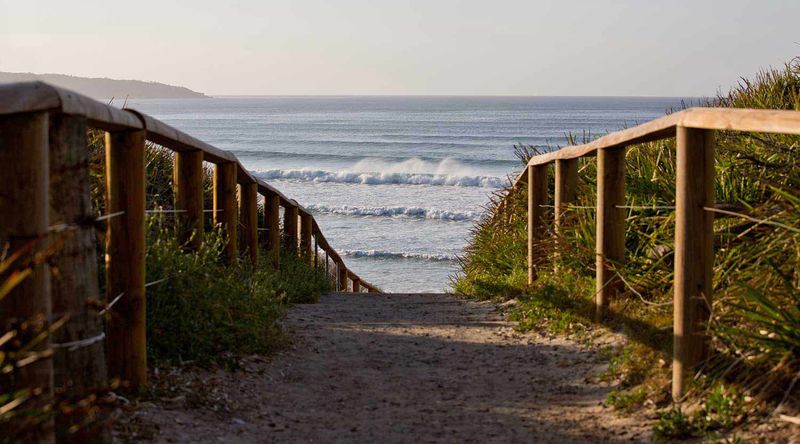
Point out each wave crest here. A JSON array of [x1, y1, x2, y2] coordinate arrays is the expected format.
[[307, 204, 481, 221], [253, 169, 504, 188], [341, 249, 457, 262]]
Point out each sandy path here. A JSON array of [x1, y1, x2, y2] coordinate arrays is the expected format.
[[133, 293, 652, 443]]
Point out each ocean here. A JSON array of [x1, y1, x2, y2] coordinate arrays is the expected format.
[[124, 96, 688, 292]]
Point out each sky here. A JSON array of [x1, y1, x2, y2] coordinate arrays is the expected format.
[[1, 0, 798, 97]]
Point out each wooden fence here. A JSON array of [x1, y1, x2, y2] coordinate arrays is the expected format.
[[0, 81, 379, 440], [504, 107, 800, 401]]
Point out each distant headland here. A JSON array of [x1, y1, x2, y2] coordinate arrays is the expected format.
[[0, 72, 207, 99]]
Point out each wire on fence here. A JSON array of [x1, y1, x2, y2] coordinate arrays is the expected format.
[[617, 205, 675, 210], [51, 332, 106, 352], [539, 204, 597, 209], [540, 204, 676, 210], [99, 278, 168, 315], [144, 277, 169, 288], [95, 211, 125, 222], [99, 292, 125, 316], [48, 211, 126, 233], [146, 209, 187, 214], [703, 206, 800, 234]]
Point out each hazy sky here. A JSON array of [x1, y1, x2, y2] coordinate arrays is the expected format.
[[1, 0, 798, 96]]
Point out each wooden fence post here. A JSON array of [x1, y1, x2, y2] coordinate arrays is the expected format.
[[213, 162, 237, 264], [283, 204, 299, 252], [595, 147, 626, 321], [673, 127, 715, 401], [49, 114, 110, 442], [300, 212, 312, 260], [264, 193, 280, 270], [173, 150, 204, 250], [239, 183, 258, 265], [0, 111, 54, 443], [105, 128, 147, 388], [352, 277, 361, 293], [554, 158, 578, 231], [527, 164, 548, 285], [338, 261, 348, 292]]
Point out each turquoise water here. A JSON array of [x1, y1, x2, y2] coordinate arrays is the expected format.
[[125, 96, 689, 292]]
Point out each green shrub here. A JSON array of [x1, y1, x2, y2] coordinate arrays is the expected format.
[[144, 214, 330, 367], [454, 56, 800, 432], [654, 407, 693, 440], [653, 385, 746, 439], [697, 384, 745, 432], [607, 387, 648, 412]]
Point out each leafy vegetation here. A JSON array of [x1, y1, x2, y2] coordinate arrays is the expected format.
[[654, 384, 747, 439], [144, 217, 330, 367], [1, 115, 332, 440], [454, 57, 800, 435]]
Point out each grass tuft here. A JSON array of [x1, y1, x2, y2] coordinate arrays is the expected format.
[[454, 56, 800, 436]]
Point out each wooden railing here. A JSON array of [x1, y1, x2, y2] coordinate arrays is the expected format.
[[0, 81, 380, 408], [504, 107, 800, 401]]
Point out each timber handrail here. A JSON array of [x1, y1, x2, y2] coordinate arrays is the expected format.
[[502, 105, 800, 401], [0, 80, 380, 403], [511, 107, 800, 186]]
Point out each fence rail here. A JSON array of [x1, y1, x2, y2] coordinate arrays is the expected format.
[[0, 81, 380, 434], [502, 105, 800, 401]]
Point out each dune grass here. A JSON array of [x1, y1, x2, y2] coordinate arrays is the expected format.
[[144, 217, 330, 367], [90, 136, 332, 367], [0, 120, 334, 441], [453, 57, 800, 437]]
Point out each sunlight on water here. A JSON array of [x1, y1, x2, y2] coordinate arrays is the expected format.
[[125, 96, 688, 292]]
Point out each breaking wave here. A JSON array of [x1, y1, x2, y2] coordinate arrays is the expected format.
[[254, 169, 504, 188], [253, 157, 506, 188], [307, 204, 482, 222], [341, 249, 458, 262]]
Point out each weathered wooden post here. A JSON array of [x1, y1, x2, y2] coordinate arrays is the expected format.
[[673, 127, 715, 401], [554, 158, 578, 271], [49, 114, 109, 442], [106, 127, 147, 388], [595, 147, 626, 321], [527, 163, 548, 285], [173, 150, 204, 249], [300, 212, 313, 261], [283, 204, 299, 252], [352, 276, 361, 293], [554, 158, 578, 231], [213, 162, 238, 264], [337, 260, 348, 292], [239, 182, 258, 265], [0, 111, 54, 443], [264, 193, 281, 270]]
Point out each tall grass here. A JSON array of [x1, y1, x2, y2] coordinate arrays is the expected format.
[[1, 117, 333, 440], [144, 216, 330, 367], [454, 58, 800, 425], [86, 128, 332, 366]]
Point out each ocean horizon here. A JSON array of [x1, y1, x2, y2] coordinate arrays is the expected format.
[[125, 95, 692, 292]]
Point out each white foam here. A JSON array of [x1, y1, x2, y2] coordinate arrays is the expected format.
[[307, 204, 482, 221], [341, 249, 457, 262], [253, 156, 505, 188], [254, 169, 503, 188]]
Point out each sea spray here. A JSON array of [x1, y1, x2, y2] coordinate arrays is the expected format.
[[341, 249, 458, 262], [254, 169, 504, 188], [307, 204, 482, 221]]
